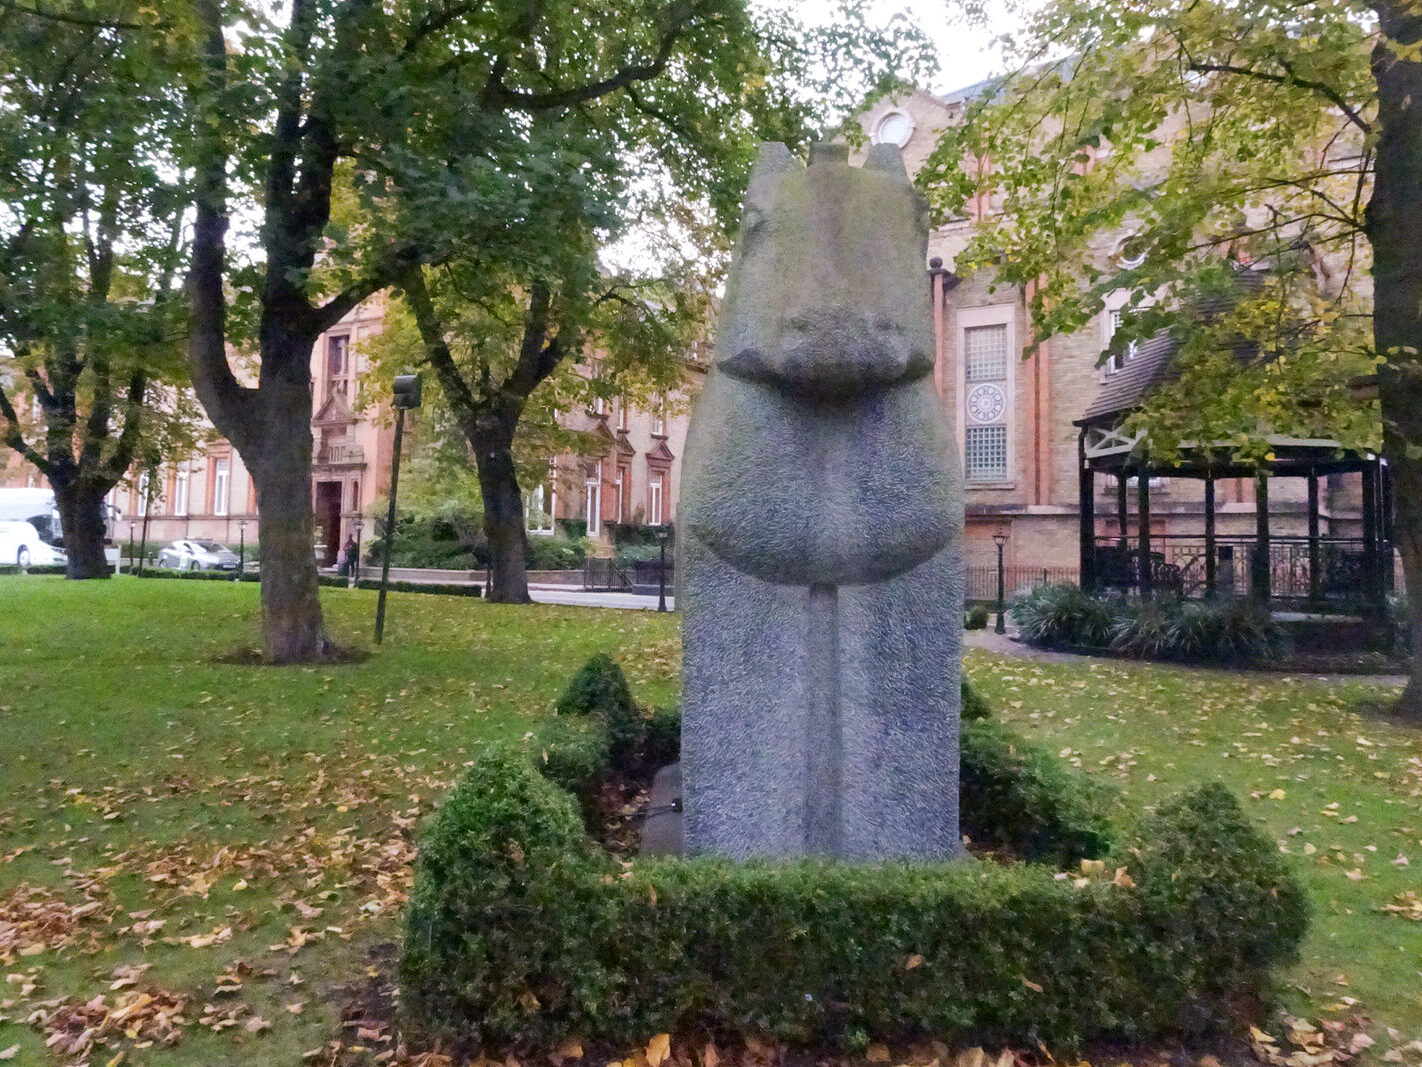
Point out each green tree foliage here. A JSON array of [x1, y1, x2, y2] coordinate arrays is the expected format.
[[0, 0, 196, 578], [360, 7, 937, 602], [919, 0, 1422, 719], [181, 0, 936, 653]]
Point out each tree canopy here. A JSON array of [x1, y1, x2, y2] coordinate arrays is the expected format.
[[0, 0, 196, 576], [919, 0, 1381, 463]]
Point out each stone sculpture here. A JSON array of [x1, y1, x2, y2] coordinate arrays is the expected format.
[[678, 141, 964, 861]]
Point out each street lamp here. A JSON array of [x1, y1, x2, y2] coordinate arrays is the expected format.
[[655, 524, 672, 613], [236, 518, 248, 581], [350, 516, 364, 589], [127, 521, 136, 573], [375, 373, 422, 644], [993, 531, 1008, 635]]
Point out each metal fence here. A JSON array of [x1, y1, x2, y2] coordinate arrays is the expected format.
[[1091, 534, 1392, 611], [965, 564, 1078, 602]]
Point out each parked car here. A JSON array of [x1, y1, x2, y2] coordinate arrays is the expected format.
[[0, 520, 67, 567], [158, 539, 241, 572]]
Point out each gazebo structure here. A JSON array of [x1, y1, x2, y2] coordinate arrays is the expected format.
[[1074, 328, 1392, 618]]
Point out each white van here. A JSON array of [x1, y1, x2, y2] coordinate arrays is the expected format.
[[0, 520, 66, 567], [0, 487, 120, 565]]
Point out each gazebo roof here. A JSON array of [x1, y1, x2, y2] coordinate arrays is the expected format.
[[1075, 268, 1268, 428]]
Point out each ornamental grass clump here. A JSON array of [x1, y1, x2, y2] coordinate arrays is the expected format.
[[1010, 583, 1117, 648]]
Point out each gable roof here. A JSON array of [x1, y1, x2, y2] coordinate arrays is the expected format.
[[1075, 269, 1267, 427]]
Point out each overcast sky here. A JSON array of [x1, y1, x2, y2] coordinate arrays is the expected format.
[[758, 0, 1026, 98]]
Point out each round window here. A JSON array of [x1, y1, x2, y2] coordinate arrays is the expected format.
[[875, 111, 913, 147], [1117, 234, 1148, 269]]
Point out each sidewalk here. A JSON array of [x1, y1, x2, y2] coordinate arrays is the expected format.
[[964, 626, 1405, 686]]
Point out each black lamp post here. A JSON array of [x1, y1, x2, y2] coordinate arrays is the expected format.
[[127, 521, 136, 573], [994, 531, 1008, 634], [655, 524, 672, 613], [375, 373, 422, 644], [350, 516, 364, 588], [236, 518, 248, 581]]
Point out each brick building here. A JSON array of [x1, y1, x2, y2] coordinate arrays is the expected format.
[[1, 295, 698, 562], [853, 88, 1371, 593]]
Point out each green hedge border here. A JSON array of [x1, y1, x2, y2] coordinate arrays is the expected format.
[[123, 569, 483, 597], [402, 749, 1306, 1054], [401, 659, 1306, 1055]]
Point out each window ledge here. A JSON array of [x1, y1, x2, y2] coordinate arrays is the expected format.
[[967, 482, 1017, 490]]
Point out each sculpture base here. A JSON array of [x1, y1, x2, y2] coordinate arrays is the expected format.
[[639, 763, 684, 857]]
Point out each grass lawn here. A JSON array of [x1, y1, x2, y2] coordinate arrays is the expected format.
[[0, 576, 1419, 1065]]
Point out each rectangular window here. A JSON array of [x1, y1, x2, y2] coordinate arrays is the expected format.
[[964, 425, 1009, 482], [525, 483, 555, 534], [174, 462, 189, 517], [1106, 308, 1138, 375], [584, 461, 602, 536], [327, 335, 350, 396], [960, 314, 1013, 484], [213, 457, 231, 516], [617, 401, 628, 432], [964, 323, 1008, 382], [136, 472, 150, 517], [651, 402, 667, 437], [615, 466, 629, 524], [649, 473, 664, 526]]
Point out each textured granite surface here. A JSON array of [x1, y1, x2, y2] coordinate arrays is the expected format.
[[678, 141, 964, 861]]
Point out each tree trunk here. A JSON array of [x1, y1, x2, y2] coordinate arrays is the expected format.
[[249, 364, 331, 661], [473, 423, 532, 604], [52, 478, 111, 580], [1368, 4, 1422, 721]]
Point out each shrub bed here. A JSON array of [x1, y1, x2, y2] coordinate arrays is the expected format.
[[405, 659, 1305, 1055], [402, 749, 1306, 1054], [0, 564, 68, 576], [132, 567, 258, 582], [1011, 584, 1284, 666], [129, 570, 483, 596]]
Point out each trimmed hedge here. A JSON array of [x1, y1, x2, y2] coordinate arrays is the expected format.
[[135, 567, 258, 582], [401, 748, 1307, 1053], [964, 604, 991, 630], [961, 676, 991, 721], [0, 564, 67, 576], [324, 577, 483, 598], [537, 655, 678, 784], [129, 569, 483, 597], [959, 719, 1115, 865]]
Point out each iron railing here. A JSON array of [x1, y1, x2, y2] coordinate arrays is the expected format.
[[965, 564, 1078, 602], [583, 557, 632, 592], [1091, 534, 1392, 610]]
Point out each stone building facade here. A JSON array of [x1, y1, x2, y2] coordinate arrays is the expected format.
[[853, 88, 1369, 587]]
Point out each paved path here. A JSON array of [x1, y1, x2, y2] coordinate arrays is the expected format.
[[965, 626, 1404, 686], [529, 585, 674, 611]]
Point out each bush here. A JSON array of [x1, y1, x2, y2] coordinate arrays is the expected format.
[[1014, 584, 1285, 666], [1110, 597, 1284, 665], [1010, 583, 1117, 648], [1131, 782, 1310, 1029], [964, 604, 991, 630], [135, 568, 259, 582], [960, 676, 991, 721], [322, 577, 483, 597], [525, 535, 589, 570], [643, 704, 681, 767], [554, 654, 644, 772], [402, 749, 1307, 1054], [0, 564, 68, 576], [960, 720, 1116, 865]]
